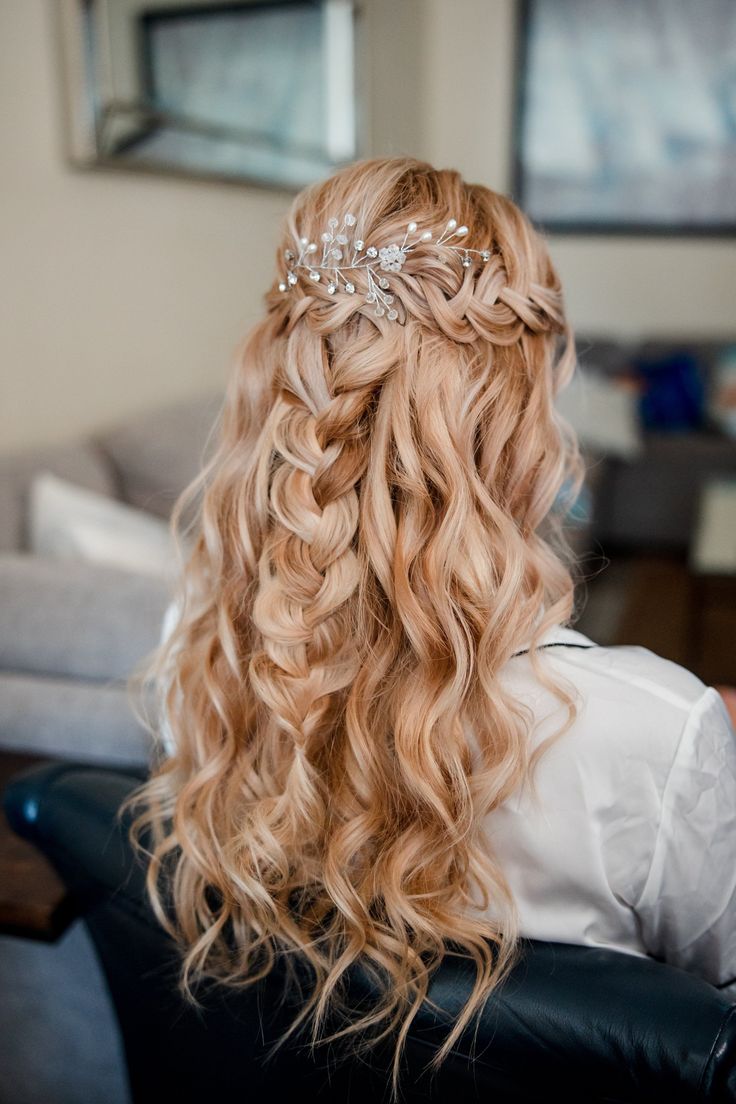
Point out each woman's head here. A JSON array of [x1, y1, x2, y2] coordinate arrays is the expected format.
[[131, 157, 583, 1092], [268, 156, 567, 343]]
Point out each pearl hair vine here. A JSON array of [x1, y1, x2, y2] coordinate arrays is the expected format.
[[277, 213, 493, 320]]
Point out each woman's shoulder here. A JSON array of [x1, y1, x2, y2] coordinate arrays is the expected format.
[[509, 624, 735, 826], [529, 622, 710, 719], [505, 621, 724, 780]]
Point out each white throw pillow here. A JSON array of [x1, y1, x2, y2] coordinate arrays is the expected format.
[[29, 472, 178, 579]]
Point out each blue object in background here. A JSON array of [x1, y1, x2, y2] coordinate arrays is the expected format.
[[553, 477, 593, 528], [635, 352, 705, 431]]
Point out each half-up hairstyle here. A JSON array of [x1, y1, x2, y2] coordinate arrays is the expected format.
[[128, 156, 585, 1093]]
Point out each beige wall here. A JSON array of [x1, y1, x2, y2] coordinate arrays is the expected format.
[[0, 0, 289, 456], [1, 0, 734, 456]]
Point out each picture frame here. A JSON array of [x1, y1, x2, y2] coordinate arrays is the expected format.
[[512, 0, 736, 235], [57, 0, 359, 191]]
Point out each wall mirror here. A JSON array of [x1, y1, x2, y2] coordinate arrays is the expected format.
[[58, 0, 360, 190]]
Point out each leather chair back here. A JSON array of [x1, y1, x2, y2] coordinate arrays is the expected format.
[[6, 762, 736, 1103]]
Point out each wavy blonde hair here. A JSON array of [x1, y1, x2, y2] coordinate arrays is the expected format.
[[128, 156, 585, 1093]]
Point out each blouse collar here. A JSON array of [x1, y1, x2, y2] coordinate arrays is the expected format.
[[513, 622, 596, 657]]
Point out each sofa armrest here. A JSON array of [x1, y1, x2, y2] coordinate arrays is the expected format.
[[0, 554, 169, 683], [0, 672, 152, 767]]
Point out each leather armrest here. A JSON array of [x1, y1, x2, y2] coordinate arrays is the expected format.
[[5, 761, 148, 908], [5, 762, 736, 1103]]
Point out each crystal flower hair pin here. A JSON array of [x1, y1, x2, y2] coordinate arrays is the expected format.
[[278, 214, 492, 320]]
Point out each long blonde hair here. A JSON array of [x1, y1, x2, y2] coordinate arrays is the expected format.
[[128, 156, 584, 1092]]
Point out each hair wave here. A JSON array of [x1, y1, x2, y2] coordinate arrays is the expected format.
[[127, 156, 585, 1094]]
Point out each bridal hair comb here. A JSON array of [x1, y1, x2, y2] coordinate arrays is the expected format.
[[278, 214, 493, 320]]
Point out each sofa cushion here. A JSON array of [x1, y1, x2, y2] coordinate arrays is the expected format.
[[95, 392, 222, 520], [0, 555, 169, 682], [0, 442, 115, 553], [0, 671, 151, 767]]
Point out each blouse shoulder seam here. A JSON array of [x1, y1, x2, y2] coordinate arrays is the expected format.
[[534, 643, 706, 714]]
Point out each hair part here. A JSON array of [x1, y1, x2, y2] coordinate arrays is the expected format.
[[126, 156, 585, 1096]]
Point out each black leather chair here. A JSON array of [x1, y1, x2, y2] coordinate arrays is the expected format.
[[5, 762, 736, 1103]]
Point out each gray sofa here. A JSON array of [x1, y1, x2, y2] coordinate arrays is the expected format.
[[0, 392, 223, 1104], [0, 392, 222, 768]]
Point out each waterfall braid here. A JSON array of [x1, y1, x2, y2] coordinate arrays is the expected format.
[[126, 156, 585, 1095]]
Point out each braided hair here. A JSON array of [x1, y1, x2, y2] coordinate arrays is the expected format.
[[129, 157, 584, 1096]]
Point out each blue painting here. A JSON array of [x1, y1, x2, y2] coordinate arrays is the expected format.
[[515, 0, 736, 231]]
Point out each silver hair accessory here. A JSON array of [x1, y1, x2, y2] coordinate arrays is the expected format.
[[277, 214, 493, 321]]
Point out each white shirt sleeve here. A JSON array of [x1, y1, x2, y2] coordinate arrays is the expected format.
[[158, 598, 181, 756], [633, 686, 736, 999]]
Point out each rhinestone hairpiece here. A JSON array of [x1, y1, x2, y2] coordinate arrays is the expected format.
[[277, 214, 492, 321]]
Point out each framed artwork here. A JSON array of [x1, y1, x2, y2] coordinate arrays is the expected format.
[[513, 0, 736, 234], [58, 0, 358, 190]]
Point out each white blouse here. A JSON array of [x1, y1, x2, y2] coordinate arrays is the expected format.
[[158, 607, 736, 1000], [490, 623, 736, 1001]]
